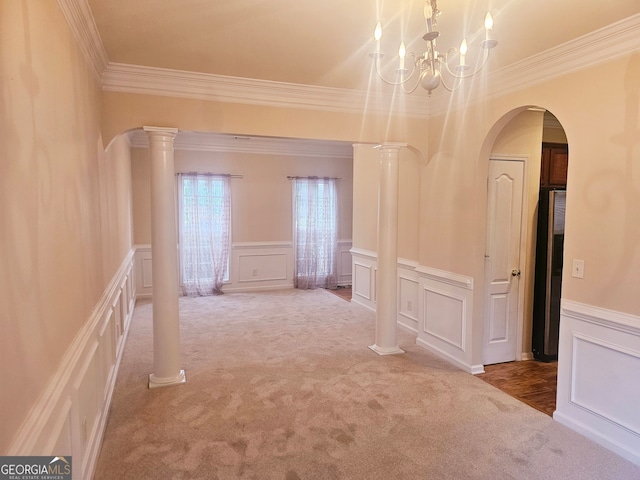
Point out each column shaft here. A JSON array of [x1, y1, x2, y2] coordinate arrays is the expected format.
[[144, 126, 186, 388], [369, 144, 405, 355]]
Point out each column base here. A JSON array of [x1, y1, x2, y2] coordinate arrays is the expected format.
[[148, 369, 187, 389], [368, 344, 405, 356]]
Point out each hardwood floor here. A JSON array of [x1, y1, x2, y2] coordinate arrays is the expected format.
[[328, 287, 556, 416], [329, 285, 352, 302], [476, 360, 558, 416]]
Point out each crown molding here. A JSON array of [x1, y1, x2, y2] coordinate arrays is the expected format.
[[57, 0, 108, 81], [128, 130, 354, 158], [427, 13, 640, 115], [103, 63, 432, 118], [97, 12, 640, 119]]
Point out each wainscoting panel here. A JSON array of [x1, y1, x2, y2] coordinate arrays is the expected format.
[[416, 266, 477, 373], [228, 242, 293, 292], [238, 253, 288, 283], [555, 300, 640, 466], [7, 249, 137, 480], [136, 244, 153, 298], [136, 241, 352, 295], [338, 240, 353, 287], [423, 289, 465, 350], [350, 248, 377, 312], [398, 259, 419, 334]]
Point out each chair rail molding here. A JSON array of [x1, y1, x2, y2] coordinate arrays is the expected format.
[[555, 299, 640, 466], [7, 248, 137, 480]]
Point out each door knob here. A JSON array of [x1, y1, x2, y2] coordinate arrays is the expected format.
[[511, 269, 521, 277]]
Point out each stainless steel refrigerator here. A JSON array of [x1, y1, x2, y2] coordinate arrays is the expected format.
[[532, 188, 566, 361]]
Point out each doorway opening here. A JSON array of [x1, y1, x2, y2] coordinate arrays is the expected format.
[[480, 109, 568, 416]]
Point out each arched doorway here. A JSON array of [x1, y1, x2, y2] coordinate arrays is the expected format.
[[479, 107, 569, 416]]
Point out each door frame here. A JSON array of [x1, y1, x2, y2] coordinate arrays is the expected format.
[[483, 154, 532, 365]]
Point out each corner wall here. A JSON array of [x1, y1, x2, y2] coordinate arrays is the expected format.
[[1, 4, 135, 477]]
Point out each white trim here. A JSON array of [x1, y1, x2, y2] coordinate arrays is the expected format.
[[350, 247, 377, 260], [562, 300, 640, 335], [232, 241, 293, 250], [7, 249, 136, 480], [56, 0, 108, 81], [415, 337, 478, 374], [415, 265, 473, 290], [426, 14, 640, 115], [129, 130, 354, 159], [398, 257, 420, 270], [554, 411, 640, 467], [569, 333, 640, 436], [555, 301, 640, 466], [97, 15, 640, 119], [102, 62, 430, 118]]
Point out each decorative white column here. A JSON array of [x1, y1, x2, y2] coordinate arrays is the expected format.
[[144, 126, 186, 388], [369, 143, 406, 356]]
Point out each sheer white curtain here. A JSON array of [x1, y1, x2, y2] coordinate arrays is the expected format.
[[178, 174, 231, 296], [293, 178, 338, 290]]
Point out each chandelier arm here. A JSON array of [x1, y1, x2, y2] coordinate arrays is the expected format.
[[438, 74, 459, 93], [400, 74, 424, 94], [442, 47, 492, 80], [373, 54, 418, 86]]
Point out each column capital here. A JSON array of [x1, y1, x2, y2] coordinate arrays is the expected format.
[[143, 126, 179, 139], [374, 142, 408, 152]]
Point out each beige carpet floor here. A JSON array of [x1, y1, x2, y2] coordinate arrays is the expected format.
[[94, 289, 640, 479]]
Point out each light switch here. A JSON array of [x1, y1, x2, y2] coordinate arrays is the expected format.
[[572, 259, 584, 279]]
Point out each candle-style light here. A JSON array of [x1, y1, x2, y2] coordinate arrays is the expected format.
[[370, 1, 497, 95], [398, 41, 406, 71], [459, 39, 468, 68]]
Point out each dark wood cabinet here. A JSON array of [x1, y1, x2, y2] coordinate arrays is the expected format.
[[540, 143, 568, 186]]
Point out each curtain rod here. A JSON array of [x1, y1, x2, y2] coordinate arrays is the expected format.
[[287, 176, 340, 180], [176, 172, 243, 178]]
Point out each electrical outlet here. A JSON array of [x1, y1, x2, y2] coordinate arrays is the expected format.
[[407, 300, 413, 312], [252, 269, 258, 277], [572, 259, 584, 279]]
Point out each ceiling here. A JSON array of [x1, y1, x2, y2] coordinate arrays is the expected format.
[[87, 0, 640, 95]]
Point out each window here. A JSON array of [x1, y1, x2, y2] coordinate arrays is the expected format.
[[178, 174, 231, 296], [293, 178, 338, 289]]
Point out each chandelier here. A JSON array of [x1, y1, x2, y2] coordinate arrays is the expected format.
[[370, 0, 498, 95]]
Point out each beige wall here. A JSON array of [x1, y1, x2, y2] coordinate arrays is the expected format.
[[0, 1, 132, 453], [421, 54, 640, 315], [4, 0, 639, 454], [423, 54, 640, 363], [101, 92, 430, 151], [131, 147, 353, 246], [352, 144, 422, 260]]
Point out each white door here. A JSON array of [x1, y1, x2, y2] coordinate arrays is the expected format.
[[483, 157, 525, 365]]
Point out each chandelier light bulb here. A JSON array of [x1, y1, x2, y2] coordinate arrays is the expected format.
[[369, 0, 497, 94], [459, 39, 467, 67], [485, 12, 494, 30], [460, 39, 468, 56], [424, 2, 433, 20], [424, 1, 434, 33], [374, 21, 382, 41]]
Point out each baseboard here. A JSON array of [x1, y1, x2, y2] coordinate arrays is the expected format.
[[554, 410, 640, 466], [351, 295, 376, 312], [222, 284, 295, 293], [416, 337, 476, 373], [7, 248, 137, 480], [555, 300, 640, 466], [136, 241, 352, 298]]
